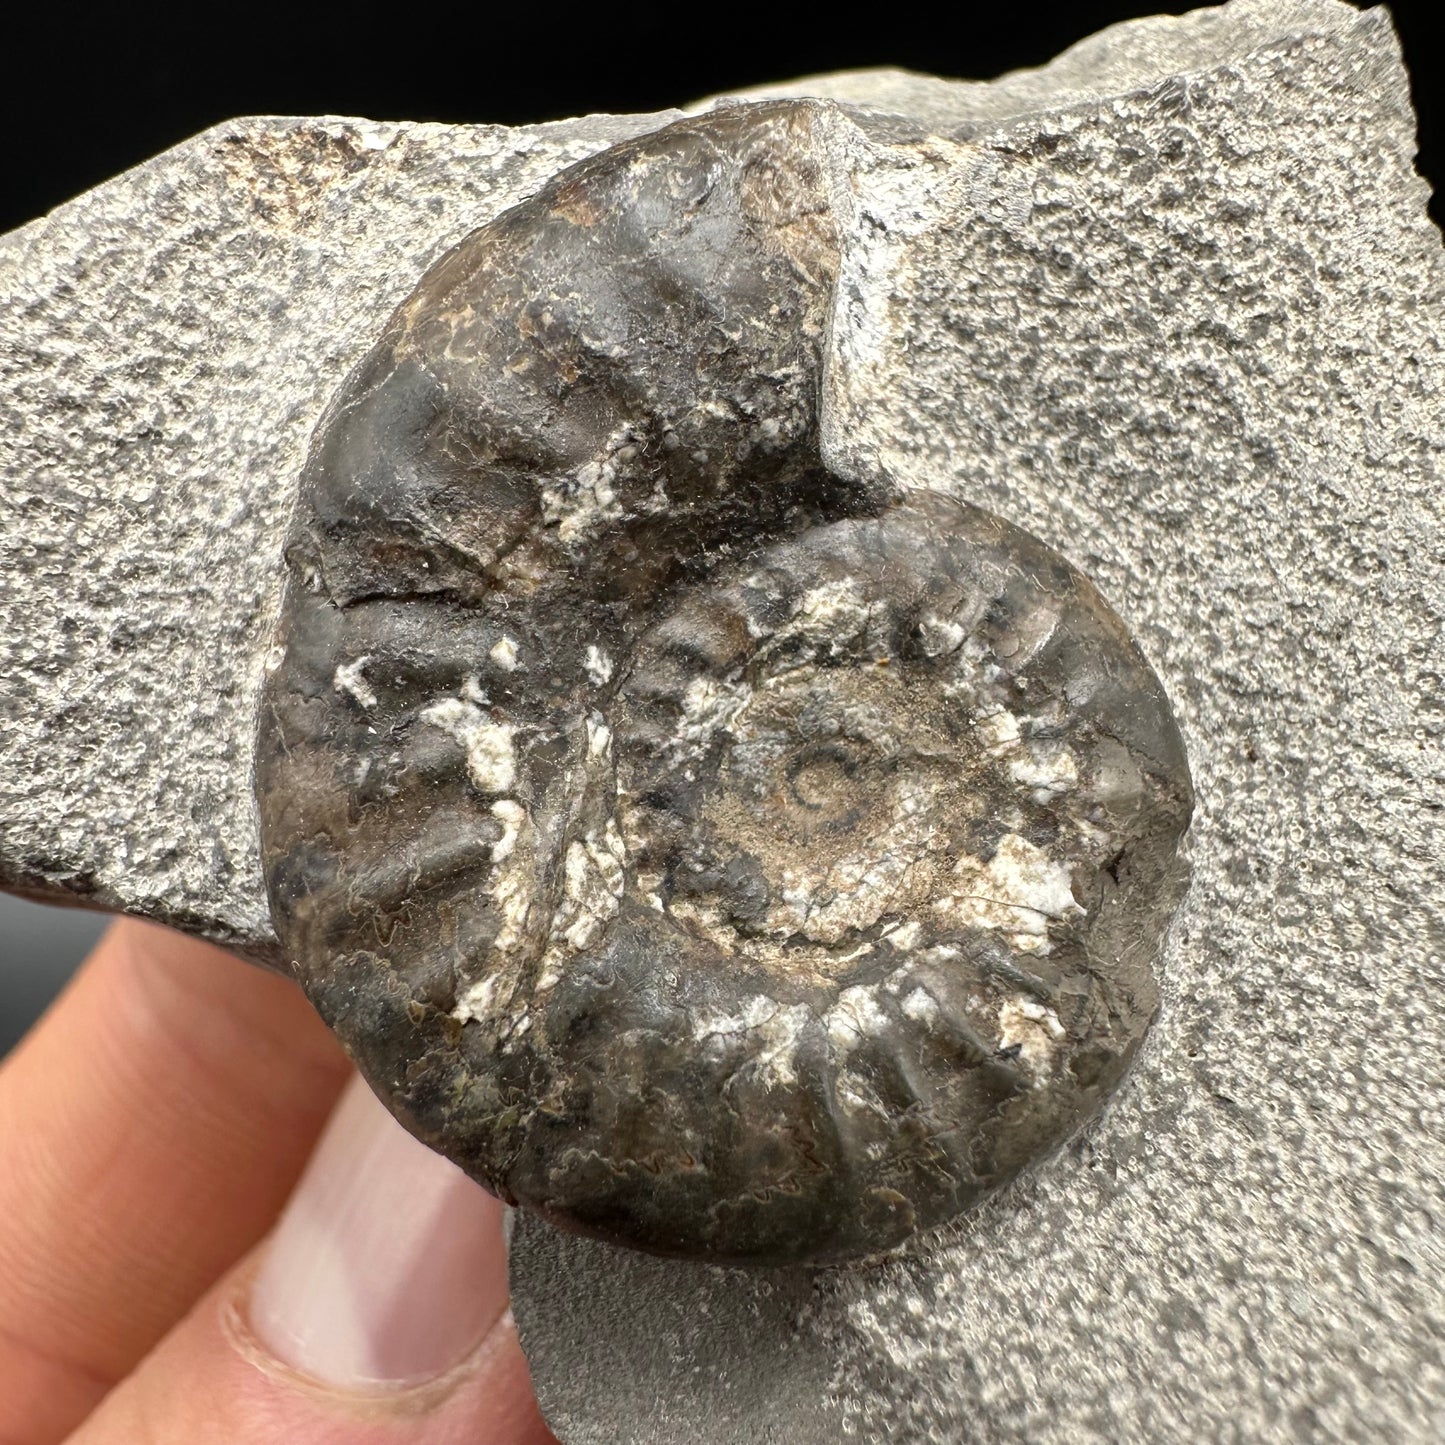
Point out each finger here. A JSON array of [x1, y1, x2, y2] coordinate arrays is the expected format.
[[0, 918, 351, 1443], [68, 1076, 557, 1445]]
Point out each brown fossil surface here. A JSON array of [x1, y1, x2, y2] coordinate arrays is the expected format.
[[255, 100, 1193, 1265]]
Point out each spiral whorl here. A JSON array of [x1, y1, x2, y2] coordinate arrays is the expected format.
[[256, 101, 1193, 1265]]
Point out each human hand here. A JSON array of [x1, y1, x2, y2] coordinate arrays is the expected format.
[[0, 918, 558, 1444]]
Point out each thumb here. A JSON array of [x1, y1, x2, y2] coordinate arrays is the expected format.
[[68, 1074, 556, 1445]]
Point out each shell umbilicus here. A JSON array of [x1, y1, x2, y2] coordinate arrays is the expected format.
[[256, 101, 1193, 1266]]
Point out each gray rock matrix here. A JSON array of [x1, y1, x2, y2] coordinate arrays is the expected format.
[[0, 97, 685, 959], [0, 0, 1440, 1440]]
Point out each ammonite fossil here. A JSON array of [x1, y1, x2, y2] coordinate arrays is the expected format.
[[256, 100, 1193, 1266]]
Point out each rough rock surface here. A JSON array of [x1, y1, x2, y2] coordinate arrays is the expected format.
[[1, 0, 1442, 1438], [0, 105, 681, 959]]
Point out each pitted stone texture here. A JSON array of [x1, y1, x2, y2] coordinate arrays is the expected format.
[[0, 107, 681, 961], [717, 0, 1374, 128], [510, 1231, 846, 1442], [513, 2, 1445, 1442]]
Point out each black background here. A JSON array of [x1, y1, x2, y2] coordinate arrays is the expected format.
[[0, 0, 1439, 1052], [2, 1, 1439, 234]]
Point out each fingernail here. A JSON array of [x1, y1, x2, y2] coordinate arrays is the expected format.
[[249, 1073, 507, 1389]]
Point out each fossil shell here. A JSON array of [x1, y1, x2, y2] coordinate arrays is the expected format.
[[256, 101, 1193, 1266]]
